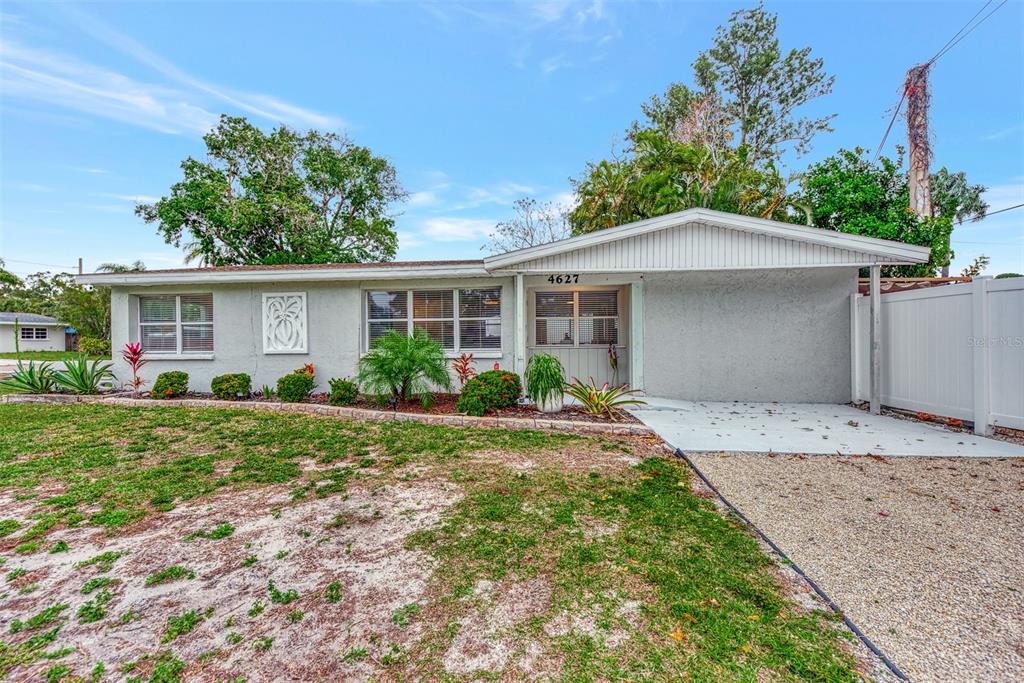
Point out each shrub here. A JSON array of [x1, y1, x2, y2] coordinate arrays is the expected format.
[[524, 353, 565, 404], [52, 355, 116, 394], [456, 369, 522, 416], [328, 378, 359, 406], [0, 361, 56, 394], [211, 373, 252, 400], [357, 329, 452, 403], [277, 371, 314, 403], [78, 336, 111, 357], [152, 371, 189, 399], [564, 377, 646, 420]]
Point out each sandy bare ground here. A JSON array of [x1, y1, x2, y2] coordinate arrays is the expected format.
[[687, 452, 1024, 683], [1, 476, 459, 681]]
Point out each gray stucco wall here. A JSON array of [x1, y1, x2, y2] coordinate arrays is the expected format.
[[643, 268, 857, 402], [110, 277, 514, 393]]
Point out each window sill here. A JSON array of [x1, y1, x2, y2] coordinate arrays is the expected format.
[[445, 351, 503, 359], [145, 353, 215, 361]]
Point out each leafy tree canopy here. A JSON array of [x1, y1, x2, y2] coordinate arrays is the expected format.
[[799, 148, 954, 276], [137, 115, 405, 266]]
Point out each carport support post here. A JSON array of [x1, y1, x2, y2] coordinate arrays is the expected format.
[[971, 276, 992, 435], [869, 265, 881, 415], [514, 273, 526, 375]]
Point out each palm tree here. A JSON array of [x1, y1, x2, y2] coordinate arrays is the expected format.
[[95, 261, 146, 273]]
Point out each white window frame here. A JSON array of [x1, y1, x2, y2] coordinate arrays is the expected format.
[[535, 289, 620, 348], [138, 293, 214, 356], [364, 287, 502, 355], [20, 327, 48, 341]]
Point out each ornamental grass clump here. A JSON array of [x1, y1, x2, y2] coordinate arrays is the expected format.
[[357, 329, 452, 406], [524, 353, 565, 411], [456, 369, 522, 417]]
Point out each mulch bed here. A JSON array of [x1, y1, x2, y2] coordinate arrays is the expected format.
[[163, 391, 642, 425]]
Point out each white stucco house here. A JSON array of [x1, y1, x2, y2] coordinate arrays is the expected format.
[[0, 313, 69, 353], [78, 209, 929, 404]]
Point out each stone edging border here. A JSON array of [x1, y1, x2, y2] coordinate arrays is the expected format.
[[0, 393, 654, 437]]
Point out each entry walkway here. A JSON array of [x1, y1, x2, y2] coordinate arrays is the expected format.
[[630, 398, 1024, 457]]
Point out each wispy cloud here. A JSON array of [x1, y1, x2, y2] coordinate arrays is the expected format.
[[408, 190, 441, 207], [0, 41, 219, 135], [0, 7, 343, 136], [63, 6, 341, 130], [420, 217, 496, 242], [5, 181, 52, 192], [101, 193, 160, 204], [982, 124, 1023, 141]]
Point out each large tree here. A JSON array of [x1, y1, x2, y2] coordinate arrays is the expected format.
[[800, 148, 955, 276], [638, 3, 834, 165], [571, 4, 829, 234], [137, 115, 405, 266]]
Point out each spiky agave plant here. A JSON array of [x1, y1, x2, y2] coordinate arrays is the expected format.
[[357, 329, 453, 404], [565, 377, 646, 420], [52, 354, 115, 395], [0, 361, 56, 394]]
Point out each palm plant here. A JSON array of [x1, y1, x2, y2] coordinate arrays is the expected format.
[[0, 361, 56, 394], [565, 377, 646, 421], [52, 354, 115, 395], [357, 329, 452, 404]]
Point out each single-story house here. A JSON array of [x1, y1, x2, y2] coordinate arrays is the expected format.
[[0, 312, 69, 353], [78, 208, 929, 405]]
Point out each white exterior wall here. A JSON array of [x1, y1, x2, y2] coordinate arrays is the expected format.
[[110, 277, 514, 393], [0, 324, 66, 353], [853, 277, 1024, 430], [643, 268, 857, 402]]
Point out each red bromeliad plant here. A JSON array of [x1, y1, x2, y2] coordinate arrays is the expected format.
[[122, 342, 147, 397], [451, 353, 477, 387]]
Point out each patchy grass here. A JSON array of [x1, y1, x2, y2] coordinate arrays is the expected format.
[[0, 403, 865, 681], [0, 352, 108, 362]]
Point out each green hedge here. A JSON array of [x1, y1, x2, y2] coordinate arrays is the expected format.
[[277, 372, 315, 403], [456, 369, 522, 417], [78, 337, 111, 357], [211, 373, 252, 400], [152, 371, 188, 399], [328, 378, 359, 406]]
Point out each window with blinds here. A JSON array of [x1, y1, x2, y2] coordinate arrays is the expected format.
[[535, 290, 618, 346], [139, 293, 213, 354], [366, 288, 501, 351]]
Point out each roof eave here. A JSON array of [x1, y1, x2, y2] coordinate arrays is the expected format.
[[76, 263, 492, 287]]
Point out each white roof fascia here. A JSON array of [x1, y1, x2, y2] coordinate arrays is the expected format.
[[76, 263, 491, 287], [483, 208, 931, 270]]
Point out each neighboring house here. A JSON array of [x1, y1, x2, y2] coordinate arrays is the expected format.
[[78, 208, 929, 402], [0, 312, 69, 353]]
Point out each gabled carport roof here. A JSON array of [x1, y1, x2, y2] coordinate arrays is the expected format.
[[483, 208, 931, 271]]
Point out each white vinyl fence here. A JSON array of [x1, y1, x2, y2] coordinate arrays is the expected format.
[[852, 277, 1024, 432]]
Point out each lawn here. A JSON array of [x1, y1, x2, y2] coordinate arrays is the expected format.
[[0, 404, 865, 681]]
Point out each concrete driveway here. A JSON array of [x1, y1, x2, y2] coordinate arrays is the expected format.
[[630, 398, 1024, 457]]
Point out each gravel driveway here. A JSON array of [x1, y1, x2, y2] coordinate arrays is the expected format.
[[687, 452, 1024, 683]]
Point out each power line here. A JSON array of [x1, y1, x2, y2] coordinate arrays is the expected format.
[[930, 0, 1008, 65], [956, 202, 1024, 225], [874, 0, 1008, 159], [1, 258, 77, 269]]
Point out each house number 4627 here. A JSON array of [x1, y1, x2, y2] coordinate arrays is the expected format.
[[547, 273, 579, 284]]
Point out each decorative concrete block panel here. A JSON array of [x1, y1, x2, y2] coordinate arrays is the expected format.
[[262, 292, 308, 354]]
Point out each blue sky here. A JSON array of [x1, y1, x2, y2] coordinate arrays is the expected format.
[[1, 1, 1022, 278]]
